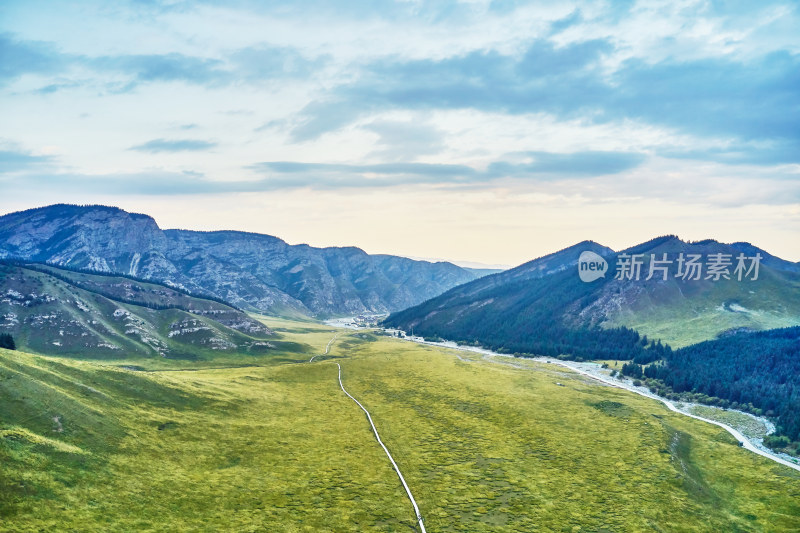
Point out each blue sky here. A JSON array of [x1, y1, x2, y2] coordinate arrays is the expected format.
[[1, 0, 798, 265]]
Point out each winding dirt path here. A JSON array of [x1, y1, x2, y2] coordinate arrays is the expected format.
[[308, 333, 339, 362], [334, 362, 426, 532], [308, 332, 427, 531]]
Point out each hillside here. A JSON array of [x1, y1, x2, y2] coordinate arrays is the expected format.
[[0, 261, 279, 359], [384, 236, 800, 350], [0, 204, 484, 317], [586, 237, 800, 346]]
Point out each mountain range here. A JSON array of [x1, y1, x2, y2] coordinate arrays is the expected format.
[[0, 204, 489, 318], [384, 235, 800, 350], [3, 206, 799, 359]]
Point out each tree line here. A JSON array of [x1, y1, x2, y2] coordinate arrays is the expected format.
[[623, 326, 800, 445]]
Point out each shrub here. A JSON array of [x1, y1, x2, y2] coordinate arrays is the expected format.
[[764, 435, 791, 450], [0, 333, 15, 350]]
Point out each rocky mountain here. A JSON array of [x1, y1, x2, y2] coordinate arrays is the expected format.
[[384, 236, 800, 350], [0, 261, 277, 359], [0, 204, 485, 317]]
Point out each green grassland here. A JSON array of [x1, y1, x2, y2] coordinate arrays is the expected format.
[[603, 267, 800, 347], [2, 319, 799, 531], [336, 339, 800, 531], [0, 344, 414, 531], [249, 314, 337, 351], [608, 306, 800, 348]]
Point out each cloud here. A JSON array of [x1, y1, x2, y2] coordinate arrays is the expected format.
[[288, 39, 614, 140], [230, 44, 327, 81], [2, 170, 241, 196], [1, 148, 645, 198], [33, 80, 84, 94], [0, 33, 66, 85], [3, 169, 353, 196], [253, 161, 478, 181], [0, 34, 230, 92], [1, 32, 325, 94], [190, 0, 474, 21], [3, 0, 799, 221], [92, 45, 325, 90], [659, 140, 800, 166], [487, 151, 646, 177], [289, 99, 368, 142], [91, 53, 230, 89], [129, 139, 217, 152], [362, 119, 446, 161], [287, 38, 800, 165], [251, 150, 646, 187], [0, 149, 54, 172], [608, 51, 800, 144], [547, 9, 583, 34]]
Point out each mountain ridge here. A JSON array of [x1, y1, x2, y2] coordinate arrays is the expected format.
[[0, 204, 485, 317], [384, 236, 800, 349], [0, 261, 280, 359]]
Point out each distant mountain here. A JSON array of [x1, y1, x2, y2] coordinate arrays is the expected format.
[[0, 204, 484, 317], [462, 267, 506, 277], [0, 261, 277, 359], [384, 236, 800, 351]]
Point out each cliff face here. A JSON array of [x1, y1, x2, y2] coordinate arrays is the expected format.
[[0, 204, 482, 316], [0, 204, 168, 272]]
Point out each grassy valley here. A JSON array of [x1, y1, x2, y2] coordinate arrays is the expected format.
[[2, 321, 799, 531]]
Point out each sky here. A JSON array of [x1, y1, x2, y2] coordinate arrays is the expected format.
[[1, 0, 799, 267]]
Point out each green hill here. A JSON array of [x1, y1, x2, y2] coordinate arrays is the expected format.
[[383, 237, 800, 453], [591, 238, 800, 347], [0, 262, 278, 360]]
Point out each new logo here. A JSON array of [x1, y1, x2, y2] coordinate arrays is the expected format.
[[578, 251, 608, 282]]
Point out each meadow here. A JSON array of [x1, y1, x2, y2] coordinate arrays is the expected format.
[[1, 317, 799, 531]]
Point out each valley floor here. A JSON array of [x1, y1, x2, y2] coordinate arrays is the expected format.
[[1, 318, 799, 531], [405, 336, 800, 472]]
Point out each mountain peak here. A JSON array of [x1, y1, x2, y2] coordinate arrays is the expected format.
[[4, 203, 157, 223], [514, 239, 614, 271]]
